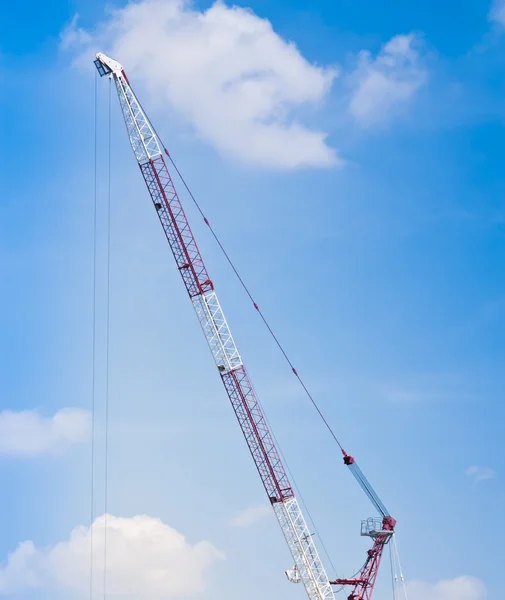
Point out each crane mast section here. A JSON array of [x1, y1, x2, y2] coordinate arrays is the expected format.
[[98, 55, 335, 600]]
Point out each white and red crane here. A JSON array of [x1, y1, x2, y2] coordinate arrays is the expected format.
[[94, 52, 398, 600]]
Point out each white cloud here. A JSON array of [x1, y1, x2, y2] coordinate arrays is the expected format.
[[63, 0, 339, 169], [0, 514, 223, 597], [230, 504, 271, 527], [60, 14, 92, 50], [0, 408, 91, 456], [348, 33, 427, 126], [407, 576, 487, 600], [489, 0, 505, 26], [466, 465, 495, 483]]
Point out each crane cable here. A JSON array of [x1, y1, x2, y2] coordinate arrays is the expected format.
[[163, 148, 406, 590], [90, 68, 98, 600], [161, 146, 347, 578], [103, 75, 112, 600], [390, 536, 409, 600], [390, 536, 398, 600], [133, 95, 347, 456], [90, 72, 113, 600], [165, 150, 346, 454]]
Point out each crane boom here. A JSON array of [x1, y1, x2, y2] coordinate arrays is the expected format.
[[94, 51, 398, 600], [94, 52, 335, 600]]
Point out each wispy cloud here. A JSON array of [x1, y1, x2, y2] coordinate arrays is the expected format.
[[489, 0, 505, 26], [0, 408, 91, 456], [348, 33, 428, 126], [466, 466, 495, 483], [62, 0, 340, 170], [59, 13, 91, 49], [379, 372, 463, 405], [230, 504, 271, 527], [380, 387, 438, 404], [407, 576, 487, 600], [0, 514, 223, 596]]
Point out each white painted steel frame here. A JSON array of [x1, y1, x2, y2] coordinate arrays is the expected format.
[[115, 75, 161, 164], [96, 52, 335, 600], [192, 291, 242, 372], [274, 498, 335, 600]]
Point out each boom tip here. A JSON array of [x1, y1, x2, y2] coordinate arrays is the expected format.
[[94, 52, 124, 77]]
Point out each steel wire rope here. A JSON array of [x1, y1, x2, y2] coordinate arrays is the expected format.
[[162, 149, 346, 454], [136, 99, 346, 454], [103, 76, 112, 600], [390, 539, 398, 600], [158, 155, 394, 587], [90, 69, 99, 600], [392, 536, 409, 600], [164, 155, 382, 587]]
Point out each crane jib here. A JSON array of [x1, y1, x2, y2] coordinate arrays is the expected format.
[[94, 51, 395, 600]]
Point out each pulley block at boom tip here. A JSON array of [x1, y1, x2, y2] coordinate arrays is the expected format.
[[93, 50, 398, 600], [95, 52, 122, 77]]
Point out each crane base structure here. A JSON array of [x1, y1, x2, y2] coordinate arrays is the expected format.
[[94, 51, 399, 600]]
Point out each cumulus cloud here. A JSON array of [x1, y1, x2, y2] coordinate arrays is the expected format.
[[407, 576, 487, 600], [0, 514, 223, 597], [489, 0, 505, 26], [62, 0, 339, 169], [230, 504, 271, 527], [348, 33, 427, 126], [0, 408, 91, 456], [466, 465, 495, 483]]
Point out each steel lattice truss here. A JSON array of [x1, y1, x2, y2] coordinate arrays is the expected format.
[[94, 51, 398, 600], [193, 291, 242, 372], [95, 52, 335, 600], [274, 498, 335, 600], [140, 157, 213, 298], [115, 75, 161, 163]]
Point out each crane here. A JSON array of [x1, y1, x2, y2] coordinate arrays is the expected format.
[[94, 52, 397, 600]]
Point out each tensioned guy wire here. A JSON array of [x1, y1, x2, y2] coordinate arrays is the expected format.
[[165, 150, 346, 453], [134, 93, 346, 454]]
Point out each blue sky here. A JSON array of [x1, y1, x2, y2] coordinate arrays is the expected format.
[[0, 1, 504, 599]]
